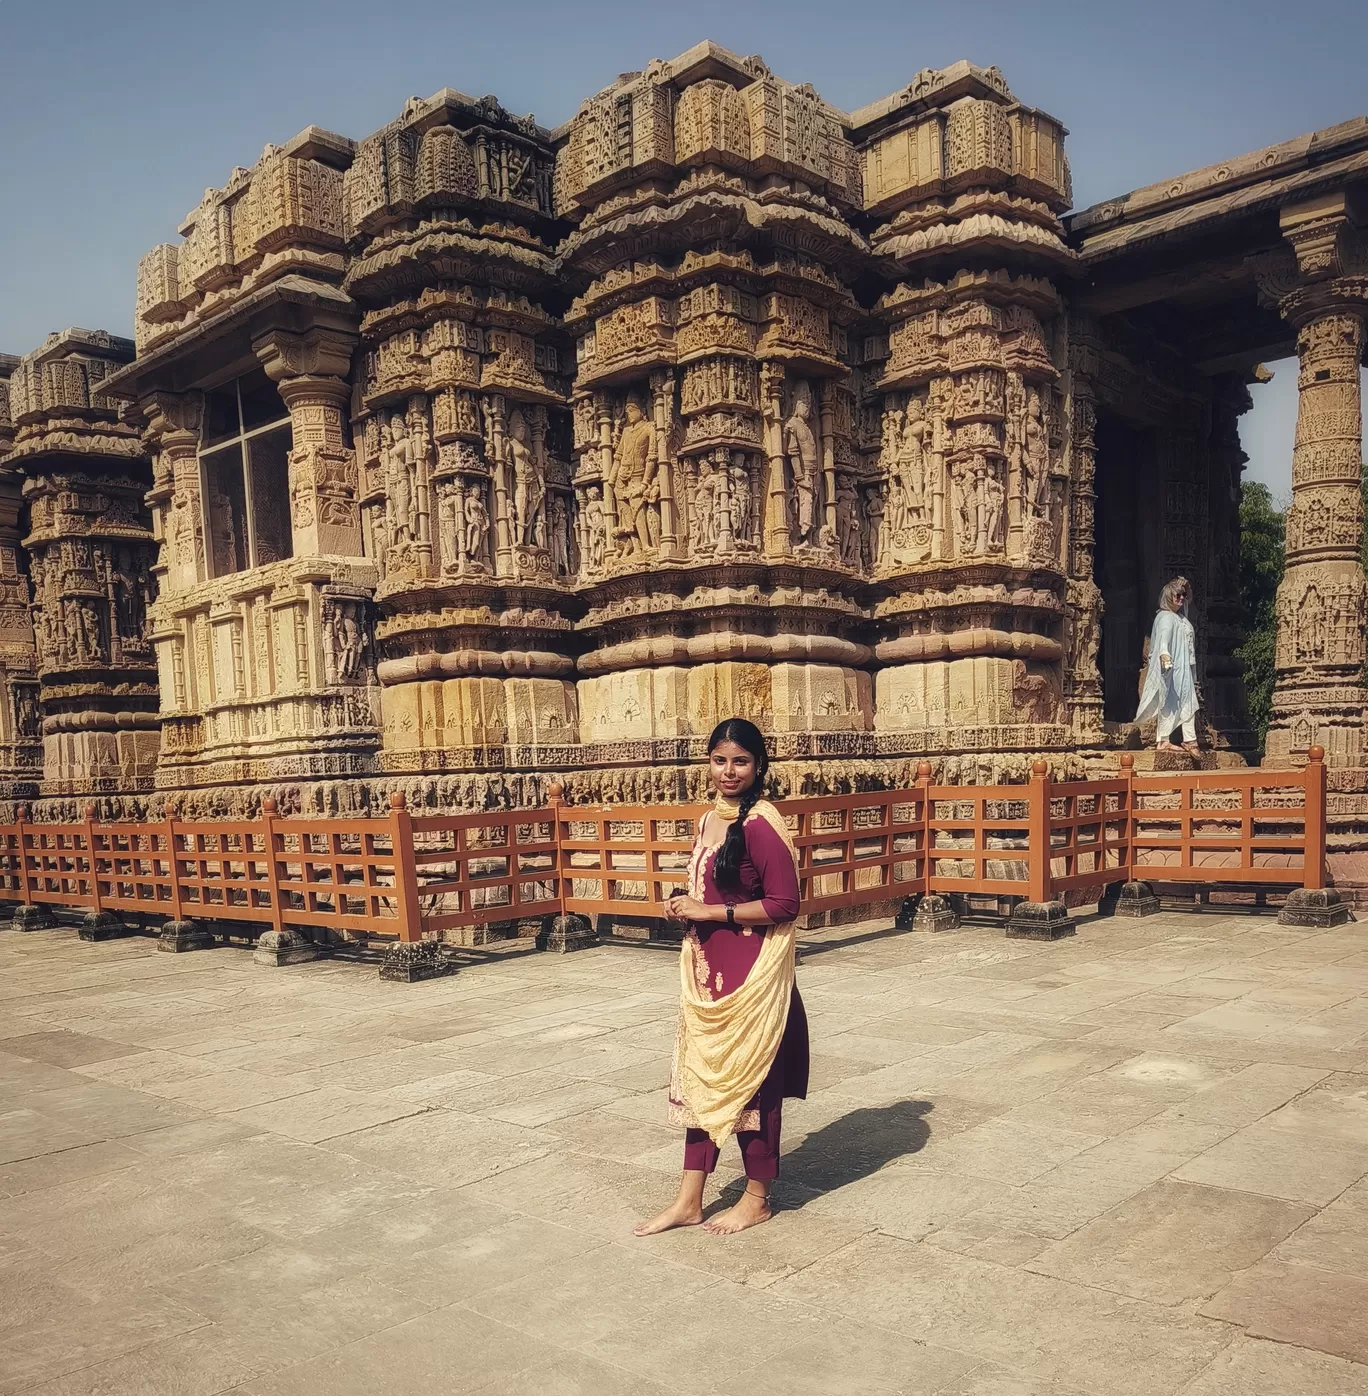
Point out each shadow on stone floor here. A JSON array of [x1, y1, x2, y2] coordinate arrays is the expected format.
[[711, 1099, 933, 1211]]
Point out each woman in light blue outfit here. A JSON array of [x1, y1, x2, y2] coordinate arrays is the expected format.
[[1135, 577, 1199, 753]]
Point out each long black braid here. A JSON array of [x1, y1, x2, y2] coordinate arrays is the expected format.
[[708, 718, 770, 893]]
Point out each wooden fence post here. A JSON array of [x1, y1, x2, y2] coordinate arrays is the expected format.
[[1027, 760, 1052, 905], [1119, 752, 1137, 884], [83, 804, 102, 916], [1111, 752, 1159, 917], [9, 802, 51, 931], [77, 802, 125, 941], [1006, 760, 1072, 939], [261, 797, 285, 935], [1276, 745, 1350, 927], [542, 777, 596, 953], [1302, 745, 1327, 892], [158, 799, 215, 953], [379, 790, 452, 982], [901, 759, 957, 931], [166, 805, 185, 925], [547, 779, 566, 917], [251, 794, 318, 966], [389, 791, 422, 943]]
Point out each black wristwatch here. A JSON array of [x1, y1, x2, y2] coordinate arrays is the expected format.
[[725, 904, 737, 927]]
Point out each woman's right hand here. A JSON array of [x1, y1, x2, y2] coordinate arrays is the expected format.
[[663, 894, 692, 922]]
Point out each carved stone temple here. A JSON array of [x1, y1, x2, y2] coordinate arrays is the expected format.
[[3, 44, 1367, 869]]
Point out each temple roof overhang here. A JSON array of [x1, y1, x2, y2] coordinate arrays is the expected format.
[[101, 275, 358, 409], [1066, 118, 1368, 375]]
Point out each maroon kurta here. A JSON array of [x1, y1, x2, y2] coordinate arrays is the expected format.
[[678, 811, 808, 1178]]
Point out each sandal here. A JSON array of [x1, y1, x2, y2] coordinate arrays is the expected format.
[[1181, 741, 1201, 756]]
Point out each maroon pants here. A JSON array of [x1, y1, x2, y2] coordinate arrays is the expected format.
[[682, 1078, 783, 1181]]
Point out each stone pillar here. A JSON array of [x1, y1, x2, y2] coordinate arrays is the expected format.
[[1064, 367, 1104, 740], [144, 393, 206, 594], [1256, 193, 1368, 771], [253, 330, 362, 559], [1266, 306, 1367, 767], [0, 357, 40, 808], [6, 330, 160, 810]]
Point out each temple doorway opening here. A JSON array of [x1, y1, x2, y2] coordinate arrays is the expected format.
[[1095, 409, 1159, 727]]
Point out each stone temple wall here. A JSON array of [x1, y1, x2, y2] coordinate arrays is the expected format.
[[0, 43, 1310, 820]]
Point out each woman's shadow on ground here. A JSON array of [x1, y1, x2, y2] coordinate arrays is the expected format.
[[713, 1099, 932, 1211]]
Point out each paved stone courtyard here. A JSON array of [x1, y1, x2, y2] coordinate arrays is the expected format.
[[3, 909, 1368, 1395]]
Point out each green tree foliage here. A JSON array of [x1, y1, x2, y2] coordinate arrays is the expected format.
[[1235, 481, 1285, 753]]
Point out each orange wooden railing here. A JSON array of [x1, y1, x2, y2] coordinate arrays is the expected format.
[[0, 750, 1332, 945]]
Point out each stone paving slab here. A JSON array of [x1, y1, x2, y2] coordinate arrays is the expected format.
[[1, 909, 1367, 1393]]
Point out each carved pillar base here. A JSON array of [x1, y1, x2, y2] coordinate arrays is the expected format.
[[379, 939, 453, 982], [253, 928, 319, 967], [540, 912, 597, 953], [1277, 887, 1351, 928], [1110, 880, 1161, 918], [909, 892, 960, 932], [1006, 899, 1073, 939], [158, 918, 216, 953], [10, 904, 53, 932], [79, 911, 129, 942]]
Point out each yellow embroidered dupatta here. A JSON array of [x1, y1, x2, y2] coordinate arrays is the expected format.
[[671, 799, 800, 1147]]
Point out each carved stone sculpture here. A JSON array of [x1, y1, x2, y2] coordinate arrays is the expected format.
[[784, 381, 820, 547], [609, 395, 659, 561]]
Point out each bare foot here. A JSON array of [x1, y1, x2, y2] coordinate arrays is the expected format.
[[703, 1189, 772, 1236], [633, 1198, 704, 1236]]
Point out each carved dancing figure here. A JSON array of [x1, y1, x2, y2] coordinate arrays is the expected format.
[[985, 463, 1006, 551], [462, 484, 490, 572], [1023, 392, 1050, 518], [609, 396, 659, 560], [691, 459, 718, 553], [728, 452, 752, 550], [1297, 583, 1327, 662], [865, 485, 885, 568], [327, 603, 364, 682], [955, 463, 976, 556], [897, 398, 927, 533], [438, 484, 460, 571], [1136, 577, 1200, 754], [386, 415, 415, 546], [836, 476, 861, 566], [784, 381, 819, 545], [548, 494, 570, 575], [507, 409, 543, 547], [972, 460, 989, 555], [583, 486, 606, 573]]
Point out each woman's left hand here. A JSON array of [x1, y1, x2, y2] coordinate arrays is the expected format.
[[664, 894, 709, 922]]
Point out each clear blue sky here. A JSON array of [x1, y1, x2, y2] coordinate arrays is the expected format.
[[4, 0, 1365, 497]]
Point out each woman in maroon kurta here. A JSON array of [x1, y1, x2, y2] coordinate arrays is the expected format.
[[634, 718, 808, 1237]]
